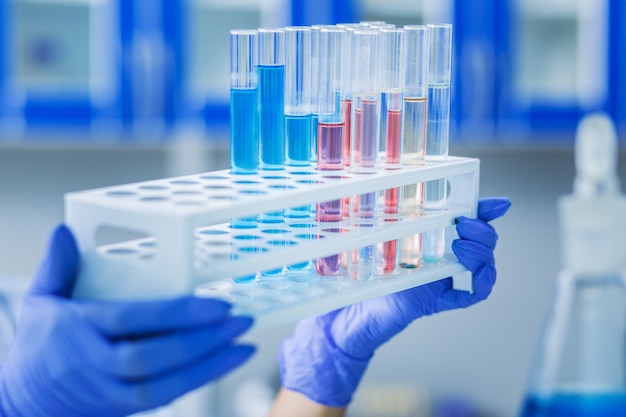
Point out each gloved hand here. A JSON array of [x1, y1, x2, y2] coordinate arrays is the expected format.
[[0, 225, 255, 417], [279, 197, 511, 407]]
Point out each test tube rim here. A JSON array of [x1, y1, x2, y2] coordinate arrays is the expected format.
[[230, 29, 258, 36]]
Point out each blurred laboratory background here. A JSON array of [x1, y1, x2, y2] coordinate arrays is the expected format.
[[1, 0, 626, 416]]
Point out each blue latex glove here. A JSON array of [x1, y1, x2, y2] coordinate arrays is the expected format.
[[279, 197, 511, 407], [0, 225, 255, 417]]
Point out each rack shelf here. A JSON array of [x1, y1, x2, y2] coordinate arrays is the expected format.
[[65, 156, 479, 330]]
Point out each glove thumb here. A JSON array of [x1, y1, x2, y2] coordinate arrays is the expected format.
[[29, 224, 80, 298]]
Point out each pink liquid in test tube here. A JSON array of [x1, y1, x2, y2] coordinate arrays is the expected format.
[[381, 108, 402, 273], [316, 121, 344, 275]]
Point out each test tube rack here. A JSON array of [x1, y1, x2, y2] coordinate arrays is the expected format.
[[65, 156, 479, 332]]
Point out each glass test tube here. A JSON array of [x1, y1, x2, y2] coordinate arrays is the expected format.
[[348, 29, 380, 281], [229, 29, 259, 283], [258, 28, 286, 171], [315, 27, 346, 276], [422, 24, 452, 263], [310, 25, 323, 164], [258, 28, 285, 276], [284, 26, 312, 271], [285, 26, 312, 167], [336, 24, 360, 269], [376, 28, 405, 275], [398, 25, 429, 269]]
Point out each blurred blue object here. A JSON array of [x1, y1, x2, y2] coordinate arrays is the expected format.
[[0, 225, 256, 416], [279, 197, 512, 407]]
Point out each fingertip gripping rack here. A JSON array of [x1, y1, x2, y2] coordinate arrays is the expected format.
[[65, 156, 479, 332]]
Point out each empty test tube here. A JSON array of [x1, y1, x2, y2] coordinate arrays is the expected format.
[[348, 29, 380, 281], [422, 24, 452, 263], [315, 27, 346, 276], [398, 25, 429, 269], [376, 28, 406, 275], [229, 29, 259, 282]]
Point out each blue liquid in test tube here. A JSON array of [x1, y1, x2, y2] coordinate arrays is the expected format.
[[257, 28, 285, 277], [284, 26, 312, 271], [229, 29, 259, 282]]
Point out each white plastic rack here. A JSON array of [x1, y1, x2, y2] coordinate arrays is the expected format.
[[65, 156, 479, 332]]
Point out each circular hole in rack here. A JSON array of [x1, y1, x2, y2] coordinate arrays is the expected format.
[[107, 190, 136, 197], [267, 240, 297, 246], [199, 229, 229, 235], [170, 180, 200, 186], [294, 234, 325, 240], [261, 229, 290, 234], [239, 190, 267, 196], [289, 171, 316, 176], [233, 235, 261, 241], [296, 180, 324, 184], [175, 201, 205, 206], [322, 227, 349, 233], [139, 185, 169, 191], [239, 246, 268, 253], [203, 240, 230, 247], [206, 254, 231, 262], [199, 175, 229, 181], [262, 175, 289, 180], [106, 248, 137, 255], [138, 241, 156, 248], [204, 184, 232, 190], [140, 196, 169, 202], [139, 254, 154, 260], [322, 175, 351, 180], [289, 223, 317, 229], [173, 190, 203, 195], [229, 223, 257, 230], [209, 195, 235, 201], [233, 180, 260, 185], [268, 184, 296, 190]]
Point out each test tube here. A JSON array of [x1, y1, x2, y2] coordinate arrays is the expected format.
[[422, 24, 452, 262], [337, 24, 360, 269], [230, 29, 259, 175], [350, 29, 380, 174], [348, 29, 380, 281], [257, 28, 285, 276], [258, 28, 285, 171], [285, 26, 312, 167], [397, 25, 429, 269], [376, 28, 405, 275], [315, 27, 346, 276], [284, 26, 312, 271], [229, 29, 258, 282], [310, 25, 323, 164]]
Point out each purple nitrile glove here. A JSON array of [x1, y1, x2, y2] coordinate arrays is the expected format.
[[0, 224, 256, 417], [279, 197, 511, 407]]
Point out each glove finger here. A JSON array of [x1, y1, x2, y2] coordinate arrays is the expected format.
[[477, 197, 511, 222], [102, 316, 253, 379], [451, 239, 494, 274], [114, 344, 256, 408], [80, 296, 233, 338], [29, 224, 80, 298], [435, 264, 497, 310], [455, 217, 498, 249]]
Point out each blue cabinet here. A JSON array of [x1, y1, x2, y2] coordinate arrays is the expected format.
[[0, 0, 124, 137], [453, 0, 623, 142]]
